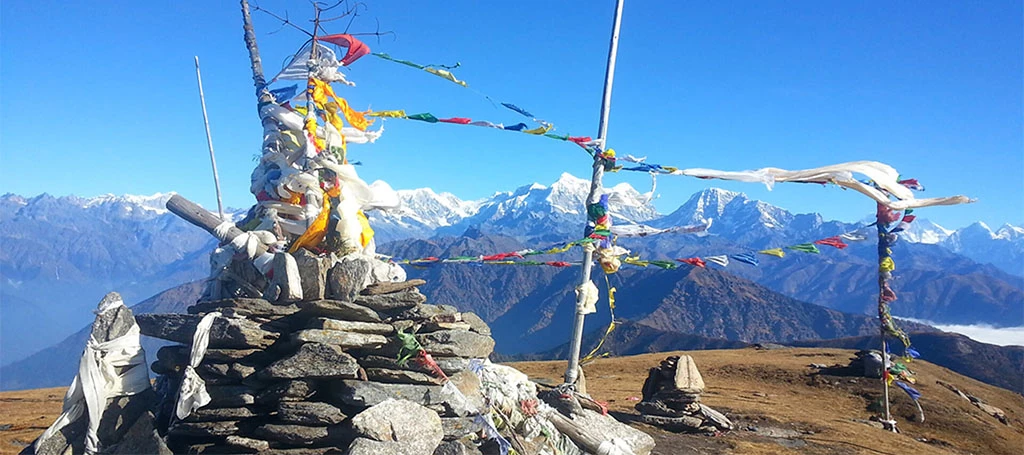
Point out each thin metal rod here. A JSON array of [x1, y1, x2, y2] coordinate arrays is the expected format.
[[876, 207, 895, 431], [565, 0, 625, 387], [194, 56, 225, 221]]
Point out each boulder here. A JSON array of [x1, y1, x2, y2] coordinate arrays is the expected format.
[[459, 313, 491, 336], [350, 399, 443, 454], [294, 249, 333, 301], [327, 254, 373, 301], [259, 343, 360, 380]]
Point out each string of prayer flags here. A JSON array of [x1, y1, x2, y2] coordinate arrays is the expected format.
[[787, 243, 821, 254], [814, 236, 849, 250], [373, 53, 467, 87]]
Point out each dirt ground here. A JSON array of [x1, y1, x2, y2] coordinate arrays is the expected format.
[[2, 347, 1021, 455]]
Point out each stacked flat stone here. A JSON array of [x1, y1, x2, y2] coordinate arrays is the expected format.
[[139, 254, 497, 454], [635, 355, 733, 433]]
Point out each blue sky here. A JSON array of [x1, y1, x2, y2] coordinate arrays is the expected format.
[[2, 1, 1021, 229]]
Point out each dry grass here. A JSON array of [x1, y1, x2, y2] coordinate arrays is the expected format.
[[2, 347, 1021, 455]]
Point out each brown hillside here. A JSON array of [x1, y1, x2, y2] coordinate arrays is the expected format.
[[1, 347, 1021, 455]]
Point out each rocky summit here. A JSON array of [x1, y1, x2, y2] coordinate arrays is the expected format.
[[21, 251, 653, 455]]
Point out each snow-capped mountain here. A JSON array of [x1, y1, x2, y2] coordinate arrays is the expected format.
[[938, 222, 1024, 276], [899, 219, 955, 244], [369, 173, 660, 242]]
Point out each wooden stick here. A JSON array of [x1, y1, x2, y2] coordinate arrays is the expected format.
[[166, 194, 268, 257]]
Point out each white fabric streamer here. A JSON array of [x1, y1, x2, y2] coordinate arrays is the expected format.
[[36, 298, 150, 454], [672, 161, 974, 210], [704, 255, 730, 267], [576, 281, 599, 315], [175, 311, 222, 420], [611, 219, 712, 238], [272, 42, 354, 86]]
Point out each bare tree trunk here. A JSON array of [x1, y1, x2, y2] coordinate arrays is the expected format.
[[240, 0, 273, 110]]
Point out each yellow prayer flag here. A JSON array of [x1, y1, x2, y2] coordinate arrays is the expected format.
[[758, 248, 785, 258]]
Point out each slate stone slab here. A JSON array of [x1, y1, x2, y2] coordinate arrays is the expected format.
[[361, 279, 426, 295], [224, 435, 270, 452], [699, 404, 733, 430], [136, 314, 279, 348], [293, 329, 389, 350], [188, 298, 301, 318], [330, 380, 445, 409], [207, 385, 257, 408], [169, 421, 245, 438], [106, 411, 172, 455], [277, 401, 347, 425], [435, 440, 484, 455], [309, 317, 395, 334], [416, 330, 495, 359], [253, 423, 349, 447], [257, 379, 316, 405], [185, 406, 261, 422], [355, 289, 427, 312], [641, 414, 704, 430], [674, 355, 706, 392], [440, 417, 485, 441], [260, 343, 360, 380], [297, 300, 382, 322], [365, 367, 444, 385]]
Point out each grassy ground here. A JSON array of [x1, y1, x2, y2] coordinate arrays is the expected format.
[[2, 347, 1021, 454]]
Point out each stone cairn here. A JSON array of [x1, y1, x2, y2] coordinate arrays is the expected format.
[[135, 250, 654, 455], [635, 355, 733, 433]]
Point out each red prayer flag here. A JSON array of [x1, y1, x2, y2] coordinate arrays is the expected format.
[[545, 261, 572, 268], [568, 136, 593, 148], [902, 214, 916, 223], [876, 204, 901, 224], [318, 34, 371, 66], [438, 117, 472, 124], [677, 257, 706, 268], [813, 236, 849, 250], [481, 252, 524, 261]]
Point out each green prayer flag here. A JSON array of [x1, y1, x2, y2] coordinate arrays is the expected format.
[[787, 243, 821, 254], [407, 113, 439, 123]]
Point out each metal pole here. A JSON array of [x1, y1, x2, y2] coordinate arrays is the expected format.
[[194, 56, 226, 221], [876, 205, 895, 431], [564, 0, 625, 387]]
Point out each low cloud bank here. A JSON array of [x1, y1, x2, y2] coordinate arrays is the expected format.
[[901, 318, 1024, 347]]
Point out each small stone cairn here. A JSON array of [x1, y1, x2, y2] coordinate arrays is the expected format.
[[635, 355, 733, 433], [137, 251, 654, 454]]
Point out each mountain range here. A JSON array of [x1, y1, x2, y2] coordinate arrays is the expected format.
[[1, 175, 1021, 384]]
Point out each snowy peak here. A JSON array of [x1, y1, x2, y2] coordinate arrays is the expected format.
[[899, 219, 954, 244], [683, 188, 744, 221], [82, 192, 176, 215]]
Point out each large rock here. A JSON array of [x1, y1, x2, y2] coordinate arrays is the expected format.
[[277, 401, 347, 425], [294, 249, 333, 301], [417, 330, 495, 359], [260, 343, 360, 379], [350, 399, 443, 454], [298, 300, 382, 322], [440, 417, 485, 441], [460, 312, 491, 336], [106, 411, 172, 455], [327, 254, 373, 301], [206, 385, 257, 407], [136, 313, 279, 348], [571, 409, 656, 455], [355, 289, 427, 312], [434, 440, 483, 455], [674, 355, 705, 393], [293, 329, 389, 350]]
